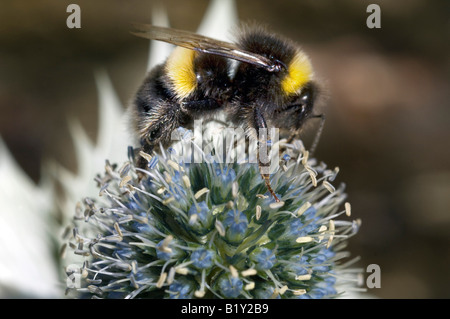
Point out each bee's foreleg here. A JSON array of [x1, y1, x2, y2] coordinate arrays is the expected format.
[[253, 108, 280, 203]]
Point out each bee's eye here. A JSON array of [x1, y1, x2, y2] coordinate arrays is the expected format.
[[299, 84, 315, 110], [300, 91, 310, 105]]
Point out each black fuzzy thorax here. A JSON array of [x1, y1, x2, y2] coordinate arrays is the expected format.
[[190, 53, 231, 107], [238, 25, 297, 65]]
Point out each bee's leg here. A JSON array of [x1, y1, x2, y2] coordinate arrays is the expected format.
[[283, 113, 325, 157], [253, 108, 280, 203], [181, 99, 222, 118], [309, 113, 326, 156]]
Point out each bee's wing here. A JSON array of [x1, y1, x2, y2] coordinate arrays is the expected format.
[[131, 24, 279, 72]]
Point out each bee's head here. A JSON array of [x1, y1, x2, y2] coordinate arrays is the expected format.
[[271, 45, 319, 129], [271, 81, 319, 130]]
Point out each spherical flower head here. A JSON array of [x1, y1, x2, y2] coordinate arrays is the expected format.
[[63, 122, 361, 299]]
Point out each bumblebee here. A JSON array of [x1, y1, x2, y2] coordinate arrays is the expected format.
[[131, 24, 323, 202]]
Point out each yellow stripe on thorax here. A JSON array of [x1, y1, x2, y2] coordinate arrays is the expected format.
[[166, 47, 197, 99], [281, 51, 313, 95]]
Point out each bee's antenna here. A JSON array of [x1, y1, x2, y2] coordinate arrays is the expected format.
[[309, 114, 326, 156]]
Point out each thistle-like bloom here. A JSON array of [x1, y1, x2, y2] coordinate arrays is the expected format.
[[64, 124, 361, 299]]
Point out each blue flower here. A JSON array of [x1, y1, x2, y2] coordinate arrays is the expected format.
[[155, 238, 183, 261], [250, 247, 276, 270], [253, 283, 281, 299], [218, 275, 243, 298], [222, 209, 249, 244], [191, 249, 215, 269], [215, 166, 237, 185], [188, 201, 213, 233], [168, 280, 194, 299], [280, 254, 310, 278]]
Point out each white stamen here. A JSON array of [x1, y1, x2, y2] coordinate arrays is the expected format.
[[296, 236, 313, 244], [215, 220, 225, 237], [244, 282, 255, 290], [279, 285, 288, 295], [296, 201, 311, 216], [113, 222, 123, 238], [162, 197, 175, 205], [156, 272, 167, 288], [345, 202, 352, 217], [241, 268, 257, 277], [295, 274, 312, 281], [269, 201, 285, 209], [167, 267, 175, 284], [194, 289, 205, 298], [159, 235, 173, 253], [327, 220, 335, 248], [182, 175, 191, 188], [164, 171, 172, 183], [167, 159, 184, 172], [131, 260, 138, 274], [130, 275, 139, 289], [309, 170, 317, 187], [229, 265, 239, 278], [194, 187, 209, 199], [301, 150, 309, 165], [133, 215, 148, 224], [293, 289, 307, 296], [255, 205, 262, 220], [232, 181, 238, 198], [318, 225, 327, 241], [139, 151, 153, 162], [189, 213, 198, 225], [322, 180, 335, 193], [175, 267, 189, 275]]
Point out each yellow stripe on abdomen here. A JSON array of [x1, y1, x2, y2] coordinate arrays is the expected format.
[[166, 47, 197, 100], [281, 51, 313, 95]]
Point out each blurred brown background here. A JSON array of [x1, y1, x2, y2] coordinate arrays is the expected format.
[[0, 0, 449, 298]]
